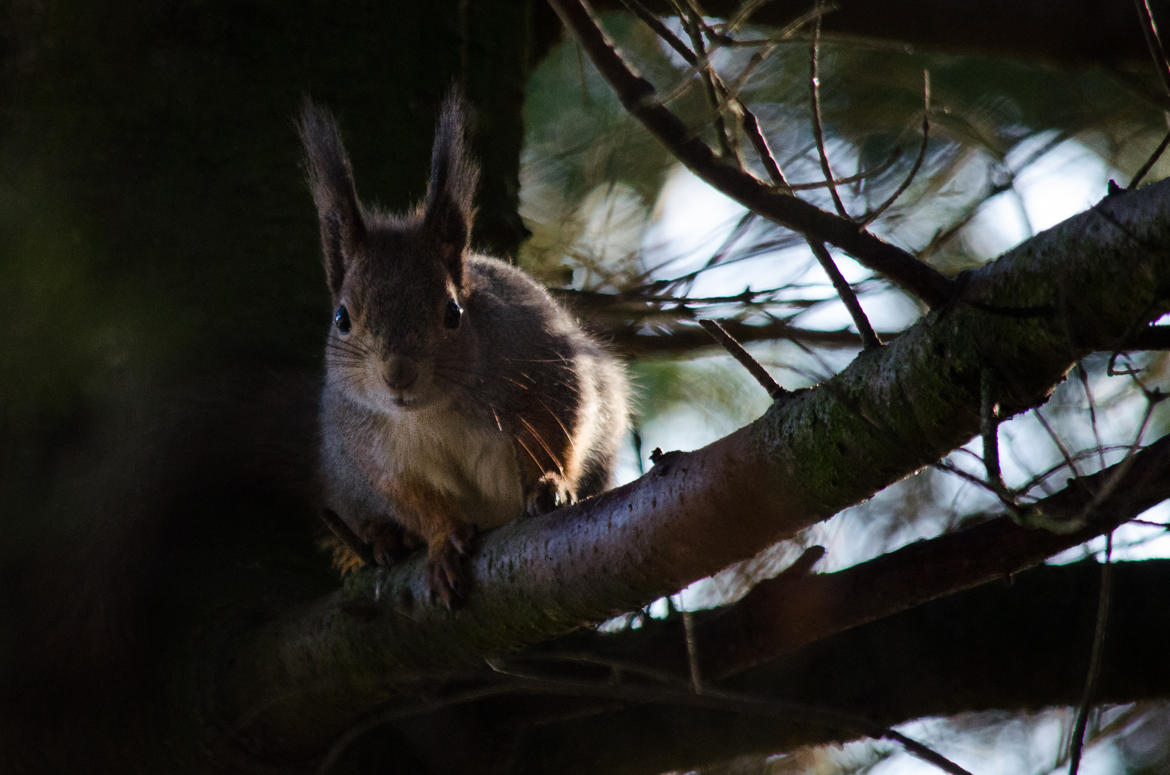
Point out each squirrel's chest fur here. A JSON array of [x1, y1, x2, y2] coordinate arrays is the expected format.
[[321, 391, 524, 531]]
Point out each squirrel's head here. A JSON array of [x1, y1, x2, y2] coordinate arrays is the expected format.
[[299, 92, 481, 413]]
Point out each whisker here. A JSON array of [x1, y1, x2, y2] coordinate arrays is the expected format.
[[513, 433, 544, 471], [535, 396, 576, 451], [517, 415, 565, 475]]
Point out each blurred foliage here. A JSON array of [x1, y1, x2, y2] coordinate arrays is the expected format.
[[517, 9, 1170, 514], [512, 11, 1170, 771]]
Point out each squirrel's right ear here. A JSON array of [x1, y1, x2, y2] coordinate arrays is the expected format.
[[424, 90, 479, 287], [298, 99, 365, 297]]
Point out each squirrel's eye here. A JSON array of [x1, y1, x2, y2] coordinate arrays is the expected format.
[[334, 305, 351, 334], [444, 299, 463, 329]]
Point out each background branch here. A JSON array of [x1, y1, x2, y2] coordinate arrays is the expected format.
[[548, 0, 958, 308]]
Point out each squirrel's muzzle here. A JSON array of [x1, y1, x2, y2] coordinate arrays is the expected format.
[[383, 355, 420, 393]]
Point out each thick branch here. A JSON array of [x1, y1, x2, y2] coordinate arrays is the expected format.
[[514, 559, 1170, 775], [585, 431, 1170, 685], [214, 179, 1170, 759]]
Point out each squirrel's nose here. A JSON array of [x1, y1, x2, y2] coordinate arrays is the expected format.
[[384, 356, 419, 391]]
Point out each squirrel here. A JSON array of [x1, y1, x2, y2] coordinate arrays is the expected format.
[[298, 93, 630, 607]]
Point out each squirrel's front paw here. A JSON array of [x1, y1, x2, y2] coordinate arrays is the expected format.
[[525, 472, 573, 517], [364, 519, 423, 566], [426, 524, 476, 609]]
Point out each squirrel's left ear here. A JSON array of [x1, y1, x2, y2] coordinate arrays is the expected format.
[[424, 89, 479, 287], [299, 98, 367, 299]]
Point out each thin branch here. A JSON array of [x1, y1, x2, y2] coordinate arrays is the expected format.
[[1129, 126, 1170, 189], [1067, 533, 1112, 775], [860, 69, 932, 227], [485, 658, 973, 775], [548, 0, 958, 308], [674, 0, 740, 161], [732, 74, 881, 348], [809, 9, 848, 217], [620, 0, 692, 61], [699, 318, 786, 398], [682, 608, 703, 693], [806, 240, 881, 348], [1078, 388, 1166, 522], [1134, 0, 1170, 98], [609, 317, 883, 356], [698, 431, 1170, 678], [980, 368, 1014, 509], [619, 2, 879, 347]]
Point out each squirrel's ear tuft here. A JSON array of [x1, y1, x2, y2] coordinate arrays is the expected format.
[[298, 98, 365, 298], [424, 89, 479, 286]]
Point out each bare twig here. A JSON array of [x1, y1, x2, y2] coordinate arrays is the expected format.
[[548, 0, 958, 308], [485, 657, 973, 775], [1033, 407, 1083, 483], [733, 77, 880, 347], [1076, 363, 1107, 471], [682, 607, 703, 693], [807, 241, 881, 347], [809, 9, 848, 217], [704, 432, 1170, 678], [620, 2, 880, 347], [699, 318, 786, 398], [674, 0, 740, 161], [1134, 0, 1170, 98], [1129, 126, 1170, 189], [1078, 388, 1166, 522], [979, 369, 1016, 510], [860, 70, 932, 227], [1066, 533, 1112, 775]]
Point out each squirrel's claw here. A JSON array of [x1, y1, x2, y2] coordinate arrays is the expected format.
[[366, 520, 422, 566], [526, 473, 573, 517], [426, 524, 476, 609]]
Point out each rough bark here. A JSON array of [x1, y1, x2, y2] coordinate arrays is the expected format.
[[212, 179, 1170, 763], [512, 559, 1170, 775]]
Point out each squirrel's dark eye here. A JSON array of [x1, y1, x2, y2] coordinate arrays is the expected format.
[[444, 299, 463, 329], [334, 304, 351, 334]]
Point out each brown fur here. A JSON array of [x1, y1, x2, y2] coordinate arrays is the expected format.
[[299, 93, 630, 606]]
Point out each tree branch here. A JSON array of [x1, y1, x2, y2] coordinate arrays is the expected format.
[[513, 559, 1170, 775], [596, 0, 1152, 66], [212, 178, 1170, 759], [547, 0, 958, 308]]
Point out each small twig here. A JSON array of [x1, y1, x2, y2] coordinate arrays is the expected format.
[[807, 240, 881, 348], [1134, 0, 1170, 98], [860, 69, 932, 227], [1076, 363, 1107, 471], [620, 0, 692, 62], [699, 318, 786, 398], [733, 76, 879, 347], [485, 656, 973, 775], [548, 0, 958, 308], [979, 369, 1013, 509], [1066, 533, 1113, 775], [1077, 388, 1165, 523], [674, 0, 740, 162], [1033, 407, 1083, 484], [682, 606, 703, 693], [741, 106, 792, 192], [320, 508, 375, 566], [1129, 126, 1170, 189], [809, 9, 848, 218]]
